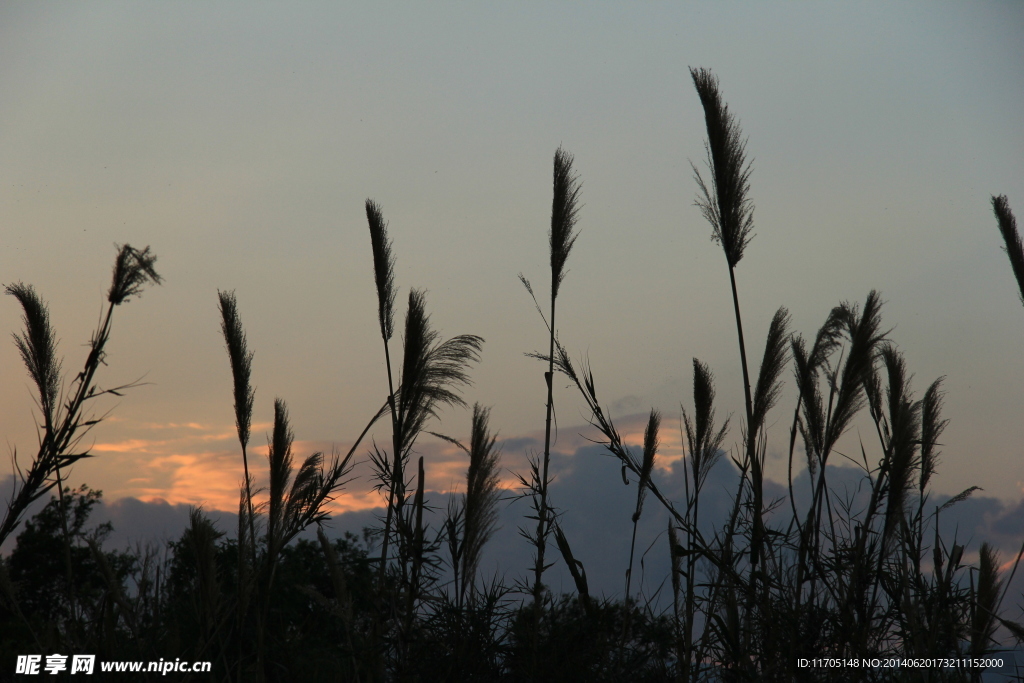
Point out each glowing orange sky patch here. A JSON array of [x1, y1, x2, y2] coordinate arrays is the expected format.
[[73, 413, 697, 515]]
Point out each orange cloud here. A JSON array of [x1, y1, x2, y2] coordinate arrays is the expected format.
[[72, 412, 697, 516]]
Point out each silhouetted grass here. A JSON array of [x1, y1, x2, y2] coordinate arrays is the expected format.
[[2, 73, 1023, 683]]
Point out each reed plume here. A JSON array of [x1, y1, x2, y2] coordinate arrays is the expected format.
[[690, 68, 754, 269], [550, 147, 582, 300], [218, 291, 255, 453], [682, 359, 729, 492], [992, 195, 1024, 306], [265, 399, 353, 563], [366, 199, 397, 343], [396, 290, 483, 454], [824, 291, 886, 455], [878, 344, 921, 544], [625, 410, 660, 601], [462, 404, 501, 600], [750, 307, 790, 440], [108, 245, 162, 305], [790, 308, 845, 467], [918, 377, 948, 492], [970, 543, 1002, 659], [267, 398, 295, 563], [7, 284, 62, 431]]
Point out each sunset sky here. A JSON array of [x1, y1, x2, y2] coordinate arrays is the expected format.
[[2, 3, 1023, 589]]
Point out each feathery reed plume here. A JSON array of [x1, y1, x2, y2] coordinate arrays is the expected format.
[[751, 307, 790, 439], [970, 543, 1002, 658], [626, 410, 660, 601], [690, 68, 754, 269], [366, 199, 397, 342], [992, 195, 1024, 305], [790, 308, 845, 465], [682, 359, 730, 492], [462, 404, 502, 600], [282, 449, 354, 547], [919, 377, 948, 492], [218, 291, 255, 452], [633, 410, 660, 524], [879, 345, 921, 543], [550, 147, 582, 300], [397, 290, 484, 455], [260, 407, 357, 562], [267, 399, 294, 561], [746, 308, 790, 574], [108, 245, 162, 305], [679, 359, 729, 679], [825, 291, 886, 454], [7, 284, 62, 429]]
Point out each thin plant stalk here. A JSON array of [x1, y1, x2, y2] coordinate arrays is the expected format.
[[365, 199, 401, 583], [532, 145, 581, 603]]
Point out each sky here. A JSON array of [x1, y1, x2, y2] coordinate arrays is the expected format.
[[2, 3, 1024, 594]]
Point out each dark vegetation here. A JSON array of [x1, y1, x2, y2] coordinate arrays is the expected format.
[[2, 70, 1024, 681]]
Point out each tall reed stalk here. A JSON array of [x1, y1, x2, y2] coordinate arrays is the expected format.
[[538, 147, 581, 602], [364, 199, 402, 584]]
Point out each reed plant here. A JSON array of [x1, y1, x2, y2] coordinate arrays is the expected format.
[[518, 146, 582, 606], [1, 245, 161, 548]]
